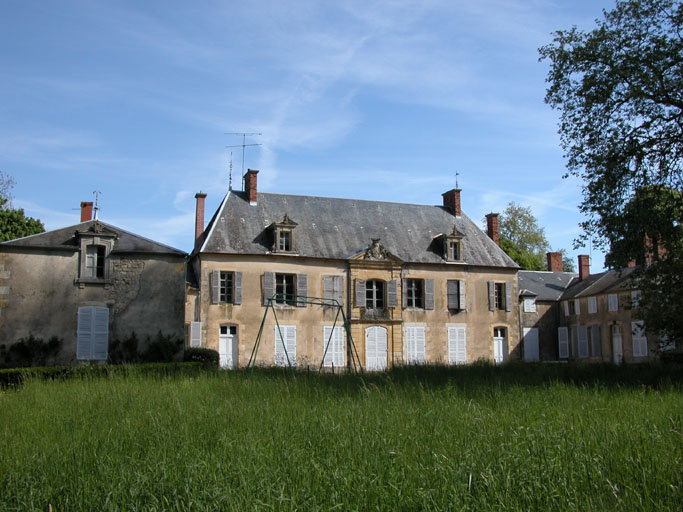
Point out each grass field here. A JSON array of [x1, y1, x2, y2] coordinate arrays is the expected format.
[[0, 363, 681, 511]]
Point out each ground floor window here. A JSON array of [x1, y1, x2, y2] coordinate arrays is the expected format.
[[76, 306, 109, 360], [274, 325, 296, 366], [493, 327, 507, 364], [405, 326, 426, 364], [448, 326, 467, 365], [323, 326, 345, 368]]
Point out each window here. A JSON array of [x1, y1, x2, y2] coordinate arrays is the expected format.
[[588, 296, 598, 314], [211, 271, 242, 304], [366, 280, 384, 309], [272, 214, 297, 253], [274, 325, 296, 366], [443, 226, 465, 262], [568, 300, 576, 315], [608, 293, 619, 312], [85, 245, 106, 278], [276, 274, 296, 305], [523, 297, 536, 313], [574, 299, 581, 315], [405, 326, 426, 364], [77, 223, 115, 283], [323, 275, 343, 306], [590, 325, 602, 357], [494, 283, 505, 310], [278, 230, 291, 251], [323, 326, 345, 367], [630, 290, 641, 309], [577, 325, 589, 358], [448, 326, 467, 364], [558, 326, 569, 358], [405, 279, 423, 308], [447, 280, 466, 310], [189, 322, 202, 348], [493, 327, 507, 364], [631, 321, 648, 357], [219, 272, 233, 302], [448, 241, 460, 261], [76, 306, 109, 360]]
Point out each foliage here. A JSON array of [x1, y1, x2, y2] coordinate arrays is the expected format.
[[540, 0, 683, 341], [497, 202, 550, 270], [0, 335, 62, 369], [0, 171, 44, 242], [558, 248, 576, 272], [108, 331, 184, 364], [182, 347, 219, 364], [0, 365, 680, 511]]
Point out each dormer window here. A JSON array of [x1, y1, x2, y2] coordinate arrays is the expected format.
[[272, 214, 297, 253], [85, 245, 106, 278], [443, 225, 464, 262], [76, 221, 116, 284]]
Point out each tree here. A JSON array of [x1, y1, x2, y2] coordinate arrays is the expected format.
[[497, 202, 550, 271], [0, 172, 44, 242], [540, 0, 683, 343], [558, 249, 577, 273]]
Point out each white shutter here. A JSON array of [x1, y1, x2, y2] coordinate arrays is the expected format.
[[523, 327, 539, 361], [190, 321, 202, 348], [76, 307, 94, 360], [448, 327, 466, 365], [323, 326, 344, 367], [458, 280, 466, 311], [296, 274, 308, 307], [406, 326, 425, 364], [578, 325, 589, 358], [563, 301, 569, 316], [588, 296, 597, 314], [558, 327, 569, 359], [631, 321, 647, 357], [323, 276, 334, 303], [574, 300, 581, 315], [275, 325, 296, 366], [91, 307, 109, 360], [234, 272, 242, 305], [608, 294, 619, 312]]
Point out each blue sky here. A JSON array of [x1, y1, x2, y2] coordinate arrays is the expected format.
[[1, 0, 615, 271]]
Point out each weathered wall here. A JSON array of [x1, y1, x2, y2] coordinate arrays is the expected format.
[[0, 248, 185, 364], [521, 301, 559, 361]]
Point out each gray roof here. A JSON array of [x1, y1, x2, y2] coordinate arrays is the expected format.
[[197, 191, 518, 268], [0, 220, 186, 256], [560, 267, 637, 300], [518, 271, 578, 301]]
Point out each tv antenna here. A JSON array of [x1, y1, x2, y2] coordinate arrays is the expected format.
[[93, 190, 102, 220], [225, 132, 262, 178], [455, 171, 460, 189], [228, 152, 234, 191]]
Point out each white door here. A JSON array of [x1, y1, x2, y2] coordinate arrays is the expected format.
[[366, 326, 388, 371], [493, 327, 507, 364], [219, 325, 238, 369], [612, 325, 623, 364], [523, 327, 539, 361]]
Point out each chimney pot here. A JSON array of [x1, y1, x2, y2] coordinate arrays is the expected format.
[[546, 251, 563, 272], [485, 213, 499, 246], [578, 254, 590, 280], [442, 189, 461, 216], [244, 169, 259, 204], [194, 192, 207, 248], [80, 201, 93, 222]]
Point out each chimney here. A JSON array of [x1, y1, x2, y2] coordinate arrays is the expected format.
[[485, 213, 499, 246], [244, 169, 259, 205], [546, 251, 563, 272], [80, 201, 93, 222], [442, 189, 461, 216], [194, 192, 207, 247], [578, 254, 590, 280]]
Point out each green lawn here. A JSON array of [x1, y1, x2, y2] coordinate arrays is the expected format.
[[1, 364, 681, 511]]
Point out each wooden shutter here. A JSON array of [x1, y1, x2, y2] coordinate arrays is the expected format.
[[575, 300, 581, 315], [401, 279, 408, 309], [263, 272, 274, 306], [190, 321, 202, 348], [333, 276, 343, 306], [588, 296, 597, 314], [76, 306, 94, 360], [323, 326, 344, 367], [458, 280, 466, 311], [387, 280, 398, 308], [448, 327, 466, 364], [296, 274, 307, 307], [578, 325, 589, 358], [323, 276, 333, 303], [424, 279, 434, 310], [488, 281, 495, 311], [504, 282, 512, 312], [355, 279, 366, 307], [211, 270, 220, 304], [234, 272, 242, 305], [563, 301, 569, 316], [631, 321, 647, 357], [416, 327, 426, 363], [608, 294, 619, 312], [447, 280, 459, 310], [92, 307, 109, 360], [590, 325, 601, 357], [275, 325, 296, 366], [558, 326, 569, 358]]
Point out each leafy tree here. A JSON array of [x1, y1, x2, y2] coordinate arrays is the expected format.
[[497, 202, 550, 271], [540, 0, 682, 343], [0, 172, 44, 242], [558, 249, 577, 273]]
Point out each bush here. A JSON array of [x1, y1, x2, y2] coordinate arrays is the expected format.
[[109, 331, 183, 364], [0, 335, 63, 369], [183, 348, 219, 365]]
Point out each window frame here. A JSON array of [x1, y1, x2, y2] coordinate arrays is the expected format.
[[405, 278, 424, 309], [219, 271, 234, 303], [275, 273, 296, 305], [366, 279, 385, 309], [523, 297, 536, 313], [494, 283, 505, 310], [608, 293, 619, 312], [77, 235, 115, 284]]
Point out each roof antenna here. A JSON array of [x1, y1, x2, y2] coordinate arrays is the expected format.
[[228, 152, 233, 191], [225, 132, 262, 186], [93, 190, 101, 220], [455, 171, 460, 189]]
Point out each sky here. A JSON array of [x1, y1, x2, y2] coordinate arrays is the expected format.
[[1, 0, 617, 272]]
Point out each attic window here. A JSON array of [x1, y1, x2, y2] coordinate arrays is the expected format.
[[76, 222, 116, 284], [272, 214, 297, 253], [443, 225, 464, 262]]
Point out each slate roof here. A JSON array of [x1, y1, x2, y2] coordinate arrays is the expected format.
[[197, 191, 518, 268], [0, 220, 186, 256], [518, 271, 577, 302], [560, 267, 637, 300]]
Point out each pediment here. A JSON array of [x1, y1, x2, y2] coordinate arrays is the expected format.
[[348, 238, 403, 263]]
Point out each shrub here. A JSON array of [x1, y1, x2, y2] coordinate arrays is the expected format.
[[183, 348, 219, 365], [109, 331, 183, 364], [0, 335, 63, 369]]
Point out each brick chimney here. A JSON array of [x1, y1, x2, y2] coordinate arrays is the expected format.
[[547, 251, 563, 272], [244, 169, 259, 205], [442, 189, 461, 216], [194, 192, 207, 247], [80, 201, 93, 222], [578, 254, 590, 281], [485, 213, 499, 246]]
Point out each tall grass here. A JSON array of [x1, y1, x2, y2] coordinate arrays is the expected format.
[[0, 364, 680, 511]]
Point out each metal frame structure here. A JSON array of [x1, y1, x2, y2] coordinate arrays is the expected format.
[[247, 294, 363, 375]]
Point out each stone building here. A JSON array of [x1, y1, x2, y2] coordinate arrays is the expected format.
[[0, 202, 186, 365], [186, 169, 520, 370]]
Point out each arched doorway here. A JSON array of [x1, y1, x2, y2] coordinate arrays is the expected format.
[[493, 327, 507, 364]]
